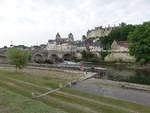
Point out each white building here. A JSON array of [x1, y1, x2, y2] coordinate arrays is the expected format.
[[46, 40, 57, 51], [47, 41, 77, 52], [89, 46, 103, 52]]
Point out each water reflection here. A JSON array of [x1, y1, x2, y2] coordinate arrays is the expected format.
[[127, 70, 150, 85], [104, 66, 150, 85], [82, 62, 150, 85]]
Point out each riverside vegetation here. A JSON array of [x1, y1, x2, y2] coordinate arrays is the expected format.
[[99, 21, 150, 64]]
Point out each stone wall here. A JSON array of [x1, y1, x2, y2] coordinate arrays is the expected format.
[[104, 41, 136, 63], [105, 53, 136, 63], [87, 26, 113, 39]]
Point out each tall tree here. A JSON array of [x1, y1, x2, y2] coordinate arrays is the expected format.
[[128, 21, 150, 63], [99, 24, 135, 49], [6, 48, 30, 71]]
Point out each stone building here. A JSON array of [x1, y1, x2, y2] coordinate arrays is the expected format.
[[32, 33, 83, 63], [87, 26, 113, 39], [105, 40, 136, 62], [47, 33, 76, 52], [55, 33, 74, 45], [82, 37, 102, 52]]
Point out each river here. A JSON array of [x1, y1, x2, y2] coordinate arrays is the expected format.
[[83, 63, 150, 85], [72, 62, 150, 105]]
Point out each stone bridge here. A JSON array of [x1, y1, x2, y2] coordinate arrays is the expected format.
[[32, 50, 80, 63]]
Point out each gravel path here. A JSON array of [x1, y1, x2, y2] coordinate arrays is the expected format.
[[71, 78, 150, 106]]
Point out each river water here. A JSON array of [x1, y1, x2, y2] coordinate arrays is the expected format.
[[71, 63, 150, 105], [101, 65, 150, 85], [83, 63, 150, 85]]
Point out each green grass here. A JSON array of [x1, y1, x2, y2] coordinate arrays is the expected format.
[[0, 87, 66, 113], [0, 79, 85, 113], [51, 93, 129, 113], [62, 88, 150, 113], [0, 69, 150, 113], [0, 70, 68, 88]]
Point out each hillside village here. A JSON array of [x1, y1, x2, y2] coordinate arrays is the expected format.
[[0, 24, 135, 64]]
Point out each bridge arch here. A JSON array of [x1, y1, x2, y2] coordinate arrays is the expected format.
[[33, 54, 44, 63], [63, 53, 72, 61], [50, 54, 60, 63]]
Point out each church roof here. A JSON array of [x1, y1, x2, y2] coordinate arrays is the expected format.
[[117, 41, 129, 48]]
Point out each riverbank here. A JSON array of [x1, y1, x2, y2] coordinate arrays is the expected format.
[[1, 68, 150, 113], [82, 61, 150, 70]]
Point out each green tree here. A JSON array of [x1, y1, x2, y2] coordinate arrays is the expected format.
[[100, 52, 110, 60], [99, 24, 135, 49], [6, 48, 30, 71], [128, 21, 150, 63], [119, 22, 127, 27], [81, 50, 94, 61]]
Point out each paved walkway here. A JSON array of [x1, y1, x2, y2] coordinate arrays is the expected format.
[[71, 78, 150, 106]]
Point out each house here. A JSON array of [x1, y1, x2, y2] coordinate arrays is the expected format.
[[111, 40, 129, 52], [105, 40, 136, 62]]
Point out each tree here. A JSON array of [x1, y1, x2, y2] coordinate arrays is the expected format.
[[99, 24, 135, 49], [128, 21, 150, 63], [119, 22, 127, 27], [6, 48, 30, 71], [100, 52, 110, 60], [81, 50, 94, 61]]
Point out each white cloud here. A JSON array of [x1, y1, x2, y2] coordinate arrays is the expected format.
[[0, 0, 150, 47]]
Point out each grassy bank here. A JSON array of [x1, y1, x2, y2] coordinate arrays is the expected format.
[[0, 68, 150, 113]]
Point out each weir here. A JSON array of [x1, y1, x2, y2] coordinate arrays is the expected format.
[[94, 67, 107, 79]]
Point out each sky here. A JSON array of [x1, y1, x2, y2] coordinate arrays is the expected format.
[[0, 0, 150, 47]]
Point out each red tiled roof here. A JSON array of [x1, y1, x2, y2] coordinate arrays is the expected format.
[[117, 41, 129, 44], [117, 41, 129, 48]]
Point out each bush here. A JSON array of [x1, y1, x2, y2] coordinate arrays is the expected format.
[[100, 52, 110, 60], [139, 58, 146, 64], [81, 50, 94, 61]]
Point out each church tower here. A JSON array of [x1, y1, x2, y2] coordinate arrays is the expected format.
[[56, 33, 61, 44], [68, 33, 74, 42]]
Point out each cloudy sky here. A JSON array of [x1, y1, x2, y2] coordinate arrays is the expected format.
[[0, 0, 150, 47]]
